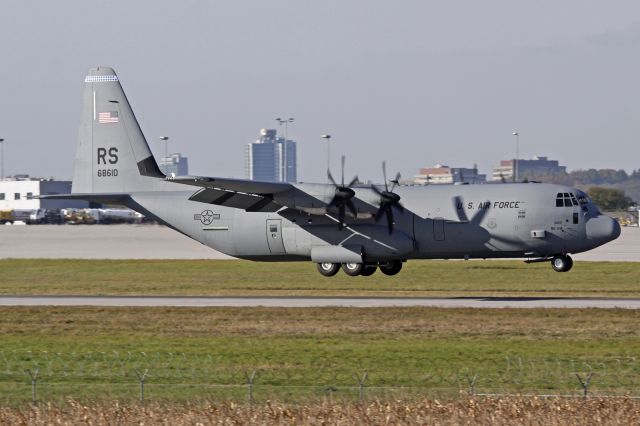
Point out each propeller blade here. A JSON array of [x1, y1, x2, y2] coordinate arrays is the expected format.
[[337, 204, 346, 230], [348, 175, 359, 187], [346, 199, 357, 219], [390, 172, 401, 191], [328, 169, 337, 186], [382, 161, 388, 192], [453, 196, 469, 222], [385, 206, 394, 234], [374, 207, 385, 222], [470, 201, 491, 226], [341, 155, 346, 186]]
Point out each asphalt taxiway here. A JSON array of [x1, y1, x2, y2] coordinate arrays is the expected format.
[[0, 224, 638, 261], [1, 296, 640, 309]]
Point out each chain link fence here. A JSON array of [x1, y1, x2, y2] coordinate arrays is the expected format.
[[2, 351, 640, 404]]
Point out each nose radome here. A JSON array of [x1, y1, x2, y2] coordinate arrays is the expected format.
[[586, 215, 621, 242]]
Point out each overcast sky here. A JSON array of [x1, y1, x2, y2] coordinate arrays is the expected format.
[[2, 1, 640, 182]]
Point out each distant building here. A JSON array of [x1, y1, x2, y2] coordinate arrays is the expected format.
[[491, 156, 566, 182], [413, 164, 486, 185], [245, 129, 297, 182], [0, 176, 87, 210], [159, 153, 189, 176]]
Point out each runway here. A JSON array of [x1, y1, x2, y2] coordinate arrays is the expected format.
[[2, 296, 640, 309], [0, 224, 638, 261]]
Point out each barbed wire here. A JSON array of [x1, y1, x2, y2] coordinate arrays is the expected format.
[[3, 351, 640, 403]]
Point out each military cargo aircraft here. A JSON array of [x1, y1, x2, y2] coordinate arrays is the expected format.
[[45, 67, 621, 276]]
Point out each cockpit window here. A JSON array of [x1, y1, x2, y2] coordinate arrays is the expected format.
[[556, 192, 578, 208]]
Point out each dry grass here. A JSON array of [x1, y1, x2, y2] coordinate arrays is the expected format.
[[2, 306, 640, 341], [1, 397, 639, 425]]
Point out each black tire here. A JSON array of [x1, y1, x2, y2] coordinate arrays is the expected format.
[[317, 262, 340, 277], [360, 265, 377, 276], [342, 263, 364, 276], [379, 260, 403, 276], [551, 255, 572, 272]]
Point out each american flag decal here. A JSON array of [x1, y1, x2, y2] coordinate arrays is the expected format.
[[98, 111, 119, 123]]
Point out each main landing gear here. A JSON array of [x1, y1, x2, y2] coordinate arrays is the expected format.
[[551, 254, 573, 272], [317, 260, 403, 277]]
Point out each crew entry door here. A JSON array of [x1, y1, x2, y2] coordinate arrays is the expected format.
[[266, 219, 286, 254], [433, 218, 445, 241]]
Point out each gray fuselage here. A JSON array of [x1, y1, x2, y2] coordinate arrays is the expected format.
[[123, 181, 620, 264]]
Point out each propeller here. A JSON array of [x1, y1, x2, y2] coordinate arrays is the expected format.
[[453, 196, 491, 226], [372, 161, 404, 234], [327, 155, 358, 230]]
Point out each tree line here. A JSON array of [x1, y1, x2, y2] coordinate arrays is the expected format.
[[521, 169, 639, 210]]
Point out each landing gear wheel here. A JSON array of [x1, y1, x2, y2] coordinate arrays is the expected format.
[[360, 265, 377, 276], [342, 263, 364, 276], [379, 260, 403, 276], [551, 255, 573, 272], [317, 262, 340, 277]]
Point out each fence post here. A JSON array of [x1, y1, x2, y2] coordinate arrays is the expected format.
[[356, 371, 368, 402], [575, 372, 593, 399], [466, 373, 477, 396], [246, 370, 257, 404], [25, 368, 39, 404], [134, 369, 149, 403]]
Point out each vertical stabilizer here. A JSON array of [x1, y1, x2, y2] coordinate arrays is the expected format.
[[72, 67, 164, 194]]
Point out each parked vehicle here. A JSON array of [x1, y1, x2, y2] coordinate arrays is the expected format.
[[0, 210, 14, 224]]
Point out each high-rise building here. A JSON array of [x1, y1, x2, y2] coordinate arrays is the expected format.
[[413, 164, 486, 185], [159, 153, 189, 176], [245, 129, 297, 182], [491, 156, 566, 182]]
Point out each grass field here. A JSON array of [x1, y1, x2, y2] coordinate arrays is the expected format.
[[0, 259, 639, 297], [2, 306, 640, 403], [1, 258, 640, 408]]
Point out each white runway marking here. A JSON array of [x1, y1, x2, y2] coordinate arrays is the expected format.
[[1, 296, 640, 309]]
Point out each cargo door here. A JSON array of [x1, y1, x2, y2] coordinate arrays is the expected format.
[[266, 219, 286, 254]]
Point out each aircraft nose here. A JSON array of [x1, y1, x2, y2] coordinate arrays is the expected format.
[[586, 215, 621, 243]]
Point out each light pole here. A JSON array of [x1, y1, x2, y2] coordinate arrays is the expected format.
[[321, 134, 331, 181], [0, 138, 4, 180], [159, 136, 169, 174], [276, 117, 294, 181], [512, 132, 519, 183]]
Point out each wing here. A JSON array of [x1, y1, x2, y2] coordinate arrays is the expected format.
[[170, 176, 374, 217], [169, 176, 294, 213], [170, 176, 293, 195]]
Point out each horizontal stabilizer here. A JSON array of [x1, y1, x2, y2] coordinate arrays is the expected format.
[[38, 193, 130, 203]]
